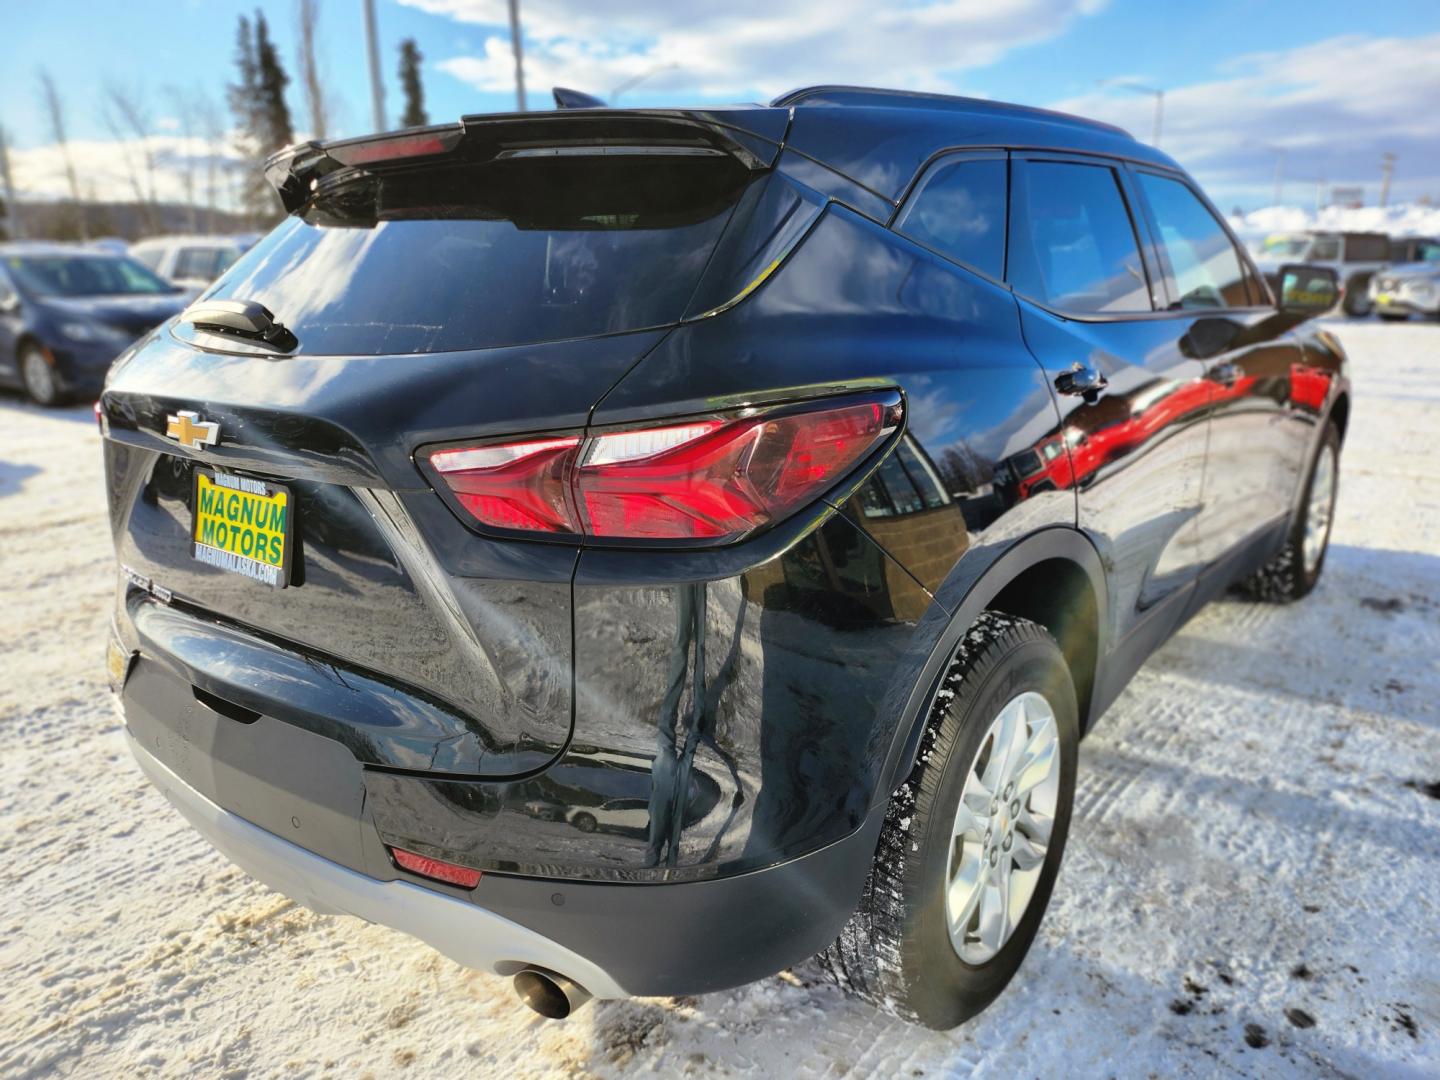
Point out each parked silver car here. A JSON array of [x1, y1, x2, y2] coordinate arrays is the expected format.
[[1369, 239, 1440, 320]]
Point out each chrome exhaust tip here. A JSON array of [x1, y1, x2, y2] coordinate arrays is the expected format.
[[513, 967, 592, 1019]]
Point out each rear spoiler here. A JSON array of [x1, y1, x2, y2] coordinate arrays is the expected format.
[[264, 108, 792, 214]]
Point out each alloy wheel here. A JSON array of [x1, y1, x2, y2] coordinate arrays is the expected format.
[[22, 348, 57, 405], [945, 691, 1061, 965], [1303, 443, 1337, 575]]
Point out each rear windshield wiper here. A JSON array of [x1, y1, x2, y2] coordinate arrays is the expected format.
[[180, 299, 299, 353]]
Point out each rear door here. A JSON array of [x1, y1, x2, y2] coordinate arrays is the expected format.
[[1009, 153, 1211, 678], [1126, 167, 1308, 568]]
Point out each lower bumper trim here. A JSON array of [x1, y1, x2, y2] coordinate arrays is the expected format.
[[125, 730, 630, 998]]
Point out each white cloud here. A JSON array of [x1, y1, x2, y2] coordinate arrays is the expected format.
[[1053, 33, 1440, 206], [403, 0, 1108, 101], [11, 133, 268, 208]]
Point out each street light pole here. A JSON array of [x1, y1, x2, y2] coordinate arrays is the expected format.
[[610, 62, 679, 105], [362, 0, 386, 132], [508, 0, 527, 112], [1097, 80, 1164, 148]]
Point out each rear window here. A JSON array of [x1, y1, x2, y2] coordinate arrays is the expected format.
[[202, 155, 751, 355]]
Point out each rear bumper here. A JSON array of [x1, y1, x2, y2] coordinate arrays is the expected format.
[[123, 710, 883, 998], [126, 729, 630, 998]]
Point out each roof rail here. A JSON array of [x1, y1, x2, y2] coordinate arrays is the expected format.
[[770, 85, 1132, 139]]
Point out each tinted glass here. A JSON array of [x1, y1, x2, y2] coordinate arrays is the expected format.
[[1420, 242, 1440, 264], [6, 254, 175, 297], [1136, 173, 1250, 309], [1344, 234, 1389, 262], [1009, 162, 1150, 313], [204, 155, 749, 355], [897, 157, 1006, 278], [174, 247, 238, 281]]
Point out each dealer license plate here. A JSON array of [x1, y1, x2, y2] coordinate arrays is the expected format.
[[191, 469, 294, 588]]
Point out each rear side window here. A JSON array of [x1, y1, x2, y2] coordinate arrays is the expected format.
[[1008, 161, 1151, 314], [1135, 172, 1251, 309], [896, 156, 1007, 278], [203, 155, 751, 355], [1309, 236, 1340, 260]]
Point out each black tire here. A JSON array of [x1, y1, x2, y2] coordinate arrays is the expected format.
[[1341, 274, 1372, 317], [1378, 311, 1409, 322], [1235, 422, 1340, 603], [818, 612, 1079, 1029], [20, 343, 64, 407], [571, 812, 597, 833]]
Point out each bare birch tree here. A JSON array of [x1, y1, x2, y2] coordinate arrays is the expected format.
[[35, 68, 86, 239]]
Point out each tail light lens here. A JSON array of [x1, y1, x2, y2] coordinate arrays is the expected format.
[[424, 393, 900, 544]]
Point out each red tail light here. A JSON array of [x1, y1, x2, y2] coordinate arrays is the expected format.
[[424, 393, 900, 544], [389, 846, 483, 888]]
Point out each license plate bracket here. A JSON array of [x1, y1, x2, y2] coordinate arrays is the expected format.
[[191, 468, 295, 588]]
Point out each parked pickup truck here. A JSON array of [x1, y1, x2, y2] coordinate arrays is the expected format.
[[1254, 230, 1391, 316]]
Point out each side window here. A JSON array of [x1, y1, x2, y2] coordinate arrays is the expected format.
[[1135, 172, 1250, 309], [1008, 161, 1151, 314], [174, 247, 218, 280], [1309, 236, 1340, 261], [895, 156, 1007, 279]]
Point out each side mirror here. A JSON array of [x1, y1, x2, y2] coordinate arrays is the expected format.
[[1277, 264, 1339, 315]]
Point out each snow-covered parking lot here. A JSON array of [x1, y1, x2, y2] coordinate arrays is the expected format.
[[1, 321, 1437, 1078]]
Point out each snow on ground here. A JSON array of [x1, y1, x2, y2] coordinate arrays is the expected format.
[[1, 321, 1438, 1078]]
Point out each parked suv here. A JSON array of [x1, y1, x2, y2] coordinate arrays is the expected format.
[[127, 235, 253, 292], [101, 87, 1348, 1029], [1368, 237, 1440, 320], [1253, 229, 1390, 315]]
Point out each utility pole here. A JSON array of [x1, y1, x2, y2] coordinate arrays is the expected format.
[[611, 62, 679, 104], [1379, 152, 1396, 209], [1097, 79, 1164, 148], [508, 0, 526, 111], [0, 126, 20, 240], [362, 0, 386, 132]]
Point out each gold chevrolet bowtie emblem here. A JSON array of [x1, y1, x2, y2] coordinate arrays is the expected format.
[[165, 410, 221, 450]]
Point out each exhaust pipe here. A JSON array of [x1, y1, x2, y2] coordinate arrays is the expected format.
[[513, 967, 592, 1019]]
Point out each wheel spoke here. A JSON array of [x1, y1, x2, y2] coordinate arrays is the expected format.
[[976, 861, 1010, 954], [1012, 718, 1059, 796], [947, 854, 987, 938], [981, 697, 1023, 791], [1016, 804, 1052, 846], [1010, 832, 1046, 872]]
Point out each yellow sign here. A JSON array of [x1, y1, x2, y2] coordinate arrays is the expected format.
[[192, 472, 290, 586]]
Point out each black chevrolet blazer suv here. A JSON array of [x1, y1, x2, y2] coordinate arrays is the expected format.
[[101, 86, 1349, 1028]]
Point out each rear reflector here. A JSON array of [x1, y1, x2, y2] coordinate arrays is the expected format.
[[389, 846, 483, 888], [426, 393, 901, 543]]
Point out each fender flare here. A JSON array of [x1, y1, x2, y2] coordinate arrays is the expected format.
[[877, 525, 1109, 802]]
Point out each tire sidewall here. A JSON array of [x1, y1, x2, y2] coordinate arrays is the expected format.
[[903, 634, 1079, 1027], [1291, 423, 1341, 596]]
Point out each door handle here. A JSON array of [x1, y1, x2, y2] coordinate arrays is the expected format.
[[1054, 362, 1108, 403], [1210, 362, 1241, 387]]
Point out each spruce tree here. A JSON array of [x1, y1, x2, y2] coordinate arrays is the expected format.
[[253, 12, 295, 150], [398, 39, 428, 128]]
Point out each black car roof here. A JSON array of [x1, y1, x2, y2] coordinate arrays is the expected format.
[[770, 85, 1182, 204]]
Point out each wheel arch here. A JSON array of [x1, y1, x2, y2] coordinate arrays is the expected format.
[[880, 527, 1108, 799]]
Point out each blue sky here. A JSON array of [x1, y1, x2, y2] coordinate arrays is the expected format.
[[5, 0, 1440, 209]]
